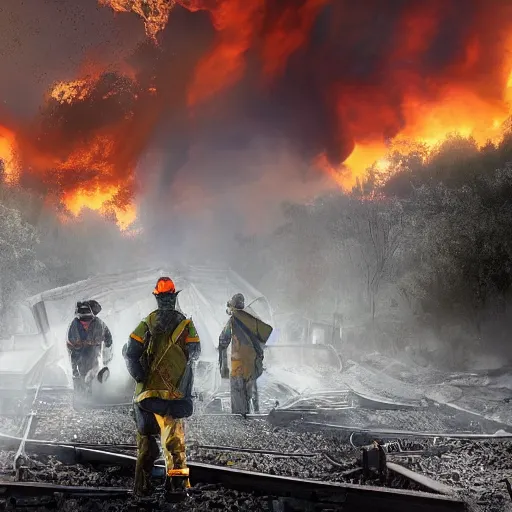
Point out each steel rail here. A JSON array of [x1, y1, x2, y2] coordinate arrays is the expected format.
[[4, 433, 441, 475], [13, 380, 44, 476], [47, 440, 318, 458], [305, 421, 512, 440], [0, 481, 131, 498], [188, 461, 466, 512], [191, 444, 317, 457], [49, 439, 437, 462], [0, 434, 327, 460]]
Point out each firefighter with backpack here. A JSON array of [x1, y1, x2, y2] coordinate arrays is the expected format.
[[124, 277, 201, 497], [218, 293, 273, 416]]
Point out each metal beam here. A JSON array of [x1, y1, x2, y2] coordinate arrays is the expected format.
[[386, 462, 456, 496]]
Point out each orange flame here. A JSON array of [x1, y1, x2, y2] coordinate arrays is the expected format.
[[63, 184, 137, 230], [0, 126, 19, 183], [34, 130, 137, 230], [3, 74, 140, 231], [99, 0, 175, 42], [5, 0, 512, 232], [319, 85, 512, 186], [315, 143, 391, 190], [313, 4, 512, 186]]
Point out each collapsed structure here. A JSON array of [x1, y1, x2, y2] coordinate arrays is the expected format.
[[0, 268, 511, 509], [0, 266, 345, 411]]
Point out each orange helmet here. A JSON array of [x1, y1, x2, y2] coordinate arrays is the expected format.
[[153, 277, 176, 295]]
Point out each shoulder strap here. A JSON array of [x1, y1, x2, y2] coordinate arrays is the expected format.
[[140, 312, 156, 357], [233, 316, 264, 359], [171, 318, 191, 344]]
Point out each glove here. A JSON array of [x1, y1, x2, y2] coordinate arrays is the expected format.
[[102, 345, 113, 366]]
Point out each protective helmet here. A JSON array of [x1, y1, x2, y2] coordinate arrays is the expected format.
[[153, 277, 176, 295], [227, 293, 245, 310], [87, 300, 102, 316], [76, 301, 94, 320]]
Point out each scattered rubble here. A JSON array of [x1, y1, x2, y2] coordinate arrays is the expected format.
[[0, 391, 511, 511], [400, 439, 512, 512], [33, 391, 134, 444]]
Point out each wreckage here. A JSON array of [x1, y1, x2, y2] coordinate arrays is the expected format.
[[1, 267, 512, 510]]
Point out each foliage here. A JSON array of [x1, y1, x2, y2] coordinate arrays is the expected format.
[[0, 179, 145, 331], [235, 132, 512, 367], [3, 130, 512, 367], [0, 201, 46, 329]]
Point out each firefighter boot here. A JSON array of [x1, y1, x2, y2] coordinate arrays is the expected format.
[[134, 434, 159, 497], [167, 469, 190, 493], [164, 469, 190, 501], [160, 417, 190, 495], [171, 473, 191, 492]]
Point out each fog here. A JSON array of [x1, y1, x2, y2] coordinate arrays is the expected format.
[[1, 2, 512, 458], [2, 0, 512, 379]]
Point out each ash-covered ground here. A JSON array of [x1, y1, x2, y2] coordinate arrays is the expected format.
[[397, 438, 512, 512], [0, 389, 508, 511], [0, 379, 510, 511], [0, 483, 273, 512]]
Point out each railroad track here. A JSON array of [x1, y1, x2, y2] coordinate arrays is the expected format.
[[9, 373, 49, 478], [0, 384, 473, 512], [4, 387, 512, 510], [306, 422, 512, 441], [0, 433, 467, 511]]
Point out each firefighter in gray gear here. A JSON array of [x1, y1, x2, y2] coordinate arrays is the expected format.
[[218, 293, 273, 416], [67, 300, 113, 394]]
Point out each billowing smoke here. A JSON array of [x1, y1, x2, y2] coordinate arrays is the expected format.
[[1, 0, 512, 232]]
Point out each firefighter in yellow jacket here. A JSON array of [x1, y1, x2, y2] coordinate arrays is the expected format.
[[219, 293, 273, 416], [124, 277, 200, 497]]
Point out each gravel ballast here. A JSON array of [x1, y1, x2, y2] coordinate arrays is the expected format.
[[0, 389, 510, 511]]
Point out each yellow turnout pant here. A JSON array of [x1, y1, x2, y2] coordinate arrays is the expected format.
[[134, 402, 189, 495]]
